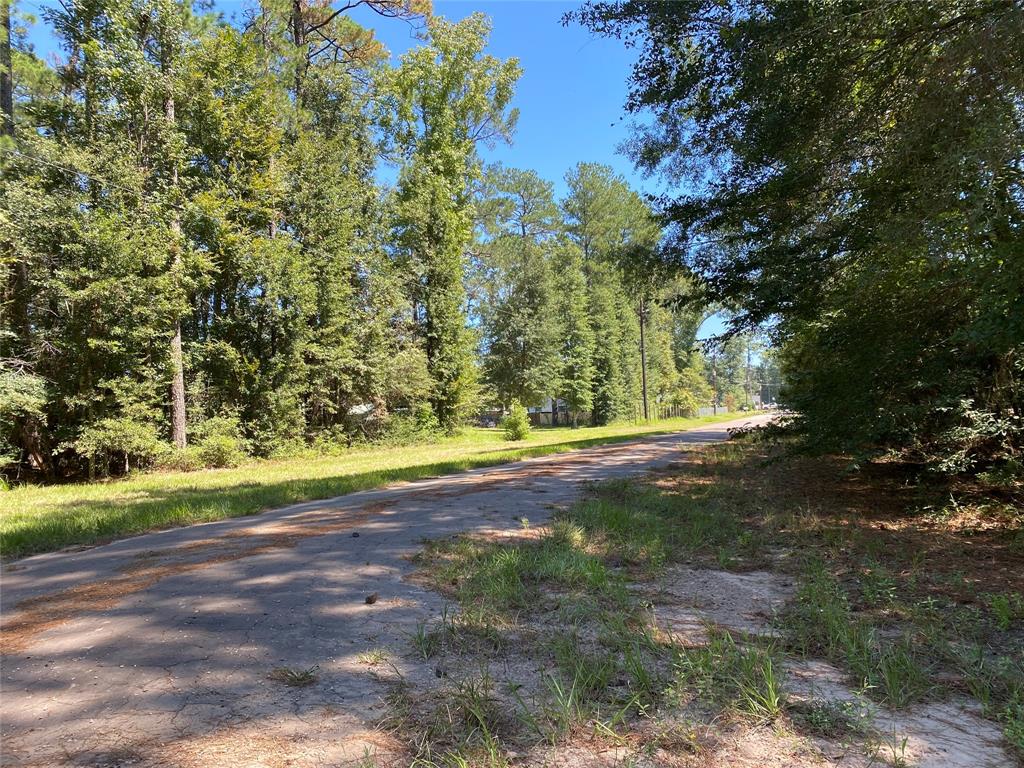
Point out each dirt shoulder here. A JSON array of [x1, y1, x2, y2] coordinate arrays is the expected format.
[[383, 439, 1023, 767], [0, 417, 765, 768]]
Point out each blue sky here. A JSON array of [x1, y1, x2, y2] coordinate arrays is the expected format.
[[359, 0, 659, 200], [23, 0, 655, 198]]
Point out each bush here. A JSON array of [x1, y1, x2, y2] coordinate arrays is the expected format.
[[194, 415, 249, 468], [72, 416, 166, 475], [501, 400, 531, 442], [156, 447, 204, 473], [375, 405, 442, 447]]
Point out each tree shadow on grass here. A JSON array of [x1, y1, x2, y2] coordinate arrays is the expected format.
[[2, 422, 738, 560]]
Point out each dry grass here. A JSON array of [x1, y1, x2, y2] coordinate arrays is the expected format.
[[392, 437, 1024, 766]]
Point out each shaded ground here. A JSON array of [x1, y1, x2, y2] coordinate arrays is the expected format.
[[0, 416, 768, 767], [380, 439, 1023, 767]]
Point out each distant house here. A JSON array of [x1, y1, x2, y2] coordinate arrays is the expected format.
[[526, 398, 572, 426]]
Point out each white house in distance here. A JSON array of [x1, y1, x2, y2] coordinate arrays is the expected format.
[[526, 398, 571, 426]]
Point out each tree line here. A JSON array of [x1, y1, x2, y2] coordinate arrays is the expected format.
[[0, 0, 766, 479], [573, 0, 1023, 475]]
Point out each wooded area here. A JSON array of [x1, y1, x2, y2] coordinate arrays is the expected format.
[[2, 2, 1023, 766], [573, 0, 1023, 475], [0, 0, 769, 481], [2, 0, 1021, 484]]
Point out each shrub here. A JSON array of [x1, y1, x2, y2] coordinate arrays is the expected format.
[[376, 405, 442, 446], [194, 415, 248, 468], [501, 400, 531, 441], [156, 447, 204, 473], [72, 416, 166, 475], [413, 402, 440, 433]]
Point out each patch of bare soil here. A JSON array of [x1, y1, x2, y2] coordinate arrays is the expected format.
[[513, 722, 832, 768], [787, 658, 1013, 768], [147, 724, 406, 768], [651, 563, 1016, 768], [34, 713, 408, 768], [651, 565, 795, 643]]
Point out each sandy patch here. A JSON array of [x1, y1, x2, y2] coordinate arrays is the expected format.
[[651, 565, 795, 644], [787, 658, 1015, 768]]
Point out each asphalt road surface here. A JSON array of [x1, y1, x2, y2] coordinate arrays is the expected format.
[[1, 414, 772, 767]]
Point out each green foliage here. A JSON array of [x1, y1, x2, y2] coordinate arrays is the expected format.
[[572, 0, 1024, 471], [551, 241, 596, 424], [501, 400, 531, 442], [389, 14, 521, 431], [193, 415, 248, 468], [72, 417, 166, 476], [1, 0, 730, 482], [0, 366, 46, 465], [478, 167, 563, 408], [986, 592, 1024, 632]]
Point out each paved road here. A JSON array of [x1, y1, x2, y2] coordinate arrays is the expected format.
[[1, 415, 771, 767]]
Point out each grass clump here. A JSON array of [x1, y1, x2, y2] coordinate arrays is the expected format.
[[782, 560, 931, 708], [986, 591, 1024, 631], [417, 520, 627, 626], [550, 632, 618, 700], [672, 630, 785, 722], [566, 479, 748, 571], [790, 698, 870, 740], [267, 665, 318, 687]]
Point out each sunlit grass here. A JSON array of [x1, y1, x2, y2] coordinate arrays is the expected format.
[[0, 413, 750, 559]]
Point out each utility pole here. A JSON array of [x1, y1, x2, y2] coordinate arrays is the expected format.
[[1, 0, 14, 139], [638, 298, 649, 421], [744, 335, 752, 409]]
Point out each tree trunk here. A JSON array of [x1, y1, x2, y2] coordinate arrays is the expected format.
[[1, 0, 13, 138], [291, 0, 306, 102], [639, 298, 649, 421], [711, 356, 718, 415], [164, 34, 187, 449]]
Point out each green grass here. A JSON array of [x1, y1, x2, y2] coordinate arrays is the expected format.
[[671, 629, 786, 723], [415, 518, 629, 627], [267, 665, 319, 687], [0, 413, 750, 559], [781, 559, 933, 708], [568, 477, 749, 572], [402, 438, 1024, 762]]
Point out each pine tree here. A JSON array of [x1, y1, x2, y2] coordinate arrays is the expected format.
[[389, 14, 520, 430], [551, 240, 595, 425], [477, 165, 562, 409]]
